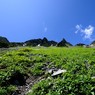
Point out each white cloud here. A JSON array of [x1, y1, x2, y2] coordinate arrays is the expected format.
[[75, 25, 82, 34], [82, 25, 94, 39], [44, 27, 47, 32], [75, 25, 94, 41]]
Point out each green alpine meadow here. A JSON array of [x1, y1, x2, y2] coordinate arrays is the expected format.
[[0, 47, 95, 95], [1, 0, 95, 95]]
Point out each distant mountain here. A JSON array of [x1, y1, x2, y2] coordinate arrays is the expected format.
[[25, 37, 57, 47], [75, 43, 86, 47], [90, 41, 95, 46], [25, 37, 73, 47], [25, 38, 42, 46], [0, 36, 9, 48], [49, 40, 57, 46], [10, 42, 24, 47], [57, 38, 72, 47], [41, 37, 50, 47]]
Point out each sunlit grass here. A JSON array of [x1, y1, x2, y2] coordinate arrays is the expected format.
[[0, 47, 95, 94]]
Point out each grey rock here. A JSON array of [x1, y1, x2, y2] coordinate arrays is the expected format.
[[51, 69, 66, 77]]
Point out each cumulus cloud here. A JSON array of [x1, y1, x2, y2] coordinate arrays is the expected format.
[[75, 25, 94, 41]]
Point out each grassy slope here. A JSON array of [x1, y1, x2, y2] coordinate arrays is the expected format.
[[0, 47, 95, 95]]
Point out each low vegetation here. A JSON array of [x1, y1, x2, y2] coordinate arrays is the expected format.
[[0, 47, 95, 95]]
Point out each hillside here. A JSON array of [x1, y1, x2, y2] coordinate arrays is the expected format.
[[0, 47, 95, 95]]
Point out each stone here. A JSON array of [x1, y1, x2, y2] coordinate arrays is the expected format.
[[51, 69, 66, 77]]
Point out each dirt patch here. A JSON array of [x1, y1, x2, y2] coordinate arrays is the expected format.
[[9, 72, 26, 86], [12, 75, 44, 95]]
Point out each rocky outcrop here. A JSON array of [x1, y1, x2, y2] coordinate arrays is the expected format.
[[25, 38, 42, 46], [25, 37, 57, 47], [25, 37, 73, 47], [41, 37, 50, 47], [57, 38, 72, 47]]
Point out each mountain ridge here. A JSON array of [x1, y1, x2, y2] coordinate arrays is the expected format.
[[0, 36, 95, 47]]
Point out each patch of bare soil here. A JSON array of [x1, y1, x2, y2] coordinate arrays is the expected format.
[[12, 75, 44, 95]]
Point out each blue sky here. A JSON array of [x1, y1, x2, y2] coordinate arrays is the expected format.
[[0, 0, 95, 45]]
